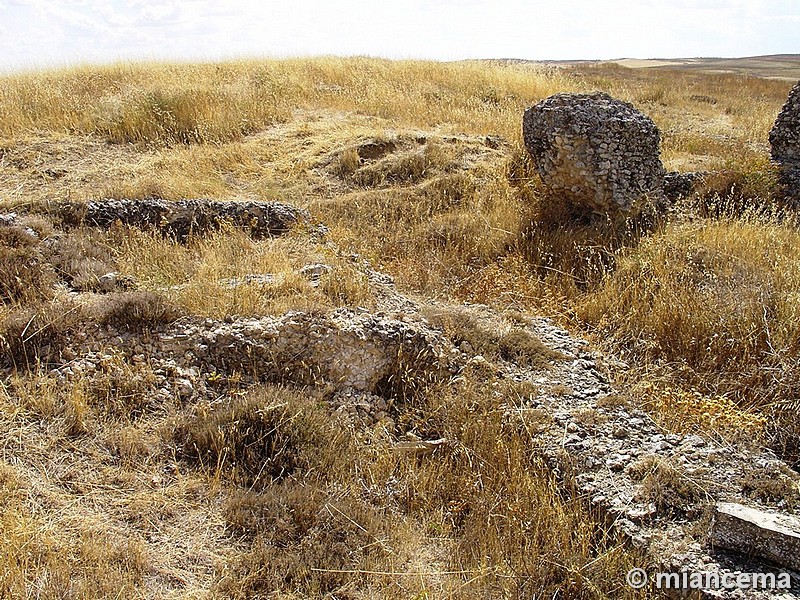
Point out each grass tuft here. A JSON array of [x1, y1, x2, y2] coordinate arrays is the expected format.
[[173, 385, 347, 489]]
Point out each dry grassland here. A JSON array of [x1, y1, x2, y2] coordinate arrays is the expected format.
[[0, 57, 797, 598]]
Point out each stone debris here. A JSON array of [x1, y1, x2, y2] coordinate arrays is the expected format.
[[44, 307, 458, 402], [58, 198, 308, 242], [495, 314, 800, 598], [0, 212, 39, 240], [664, 171, 705, 201], [712, 502, 800, 572], [770, 81, 800, 206], [0, 213, 20, 227], [217, 274, 277, 288], [330, 388, 392, 427], [391, 436, 449, 455], [299, 262, 332, 286], [522, 92, 665, 218], [5, 280, 799, 597], [96, 271, 136, 293], [174, 308, 458, 392]]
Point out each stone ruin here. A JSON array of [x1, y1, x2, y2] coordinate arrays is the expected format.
[[523, 92, 665, 220], [59, 198, 308, 242], [4, 203, 800, 595], [770, 80, 800, 206]]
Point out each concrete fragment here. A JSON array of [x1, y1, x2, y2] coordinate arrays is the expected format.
[[712, 502, 800, 572]]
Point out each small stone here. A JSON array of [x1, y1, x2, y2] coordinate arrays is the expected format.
[[606, 453, 630, 471], [682, 434, 706, 447], [612, 426, 629, 439], [175, 378, 194, 398]]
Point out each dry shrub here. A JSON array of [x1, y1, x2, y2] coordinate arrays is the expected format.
[[86, 356, 159, 420], [691, 167, 782, 218], [519, 191, 657, 292], [0, 303, 77, 369], [336, 147, 361, 177], [92, 86, 289, 146], [317, 263, 373, 308], [0, 457, 147, 598], [0, 229, 55, 304], [640, 383, 766, 444], [217, 492, 392, 598], [0, 516, 148, 599], [94, 290, 184, 331], [382, 376, 646, 599], [578, 220, 800, 461], [174, 385, 346, 489], [497, 329, 563, 368], [629, 456, 708, 516], [740, 464, 800, 508], [578, 222, 799, 384], [421, 306, 562, 369], [43, 231, 118, 291], [224, 482, 325, 541]]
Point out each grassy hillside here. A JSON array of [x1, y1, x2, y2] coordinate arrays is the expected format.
[[0, 57, 798, 598]]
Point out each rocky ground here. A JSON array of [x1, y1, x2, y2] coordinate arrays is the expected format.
[[2, 202, 799, 599]]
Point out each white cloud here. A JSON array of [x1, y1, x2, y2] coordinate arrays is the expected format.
[[0, 0, 797, 71]]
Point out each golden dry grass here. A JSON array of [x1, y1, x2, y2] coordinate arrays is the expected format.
[[0, 56, 798, 598]]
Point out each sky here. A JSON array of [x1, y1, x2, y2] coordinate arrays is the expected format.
[[0, 0, 798, 72]]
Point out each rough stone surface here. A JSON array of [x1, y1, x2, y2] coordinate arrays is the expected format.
[[40, 307, 458, 404], [169, 309, 458, 393], [770, 81, 800, 205], [713, 502, 800, 572], [522, 92, 665, 217], [59, 198, 308, 242], [780, 165, 800, 205], [664, 171, 704, 201], [771, 81, 800, 165]]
